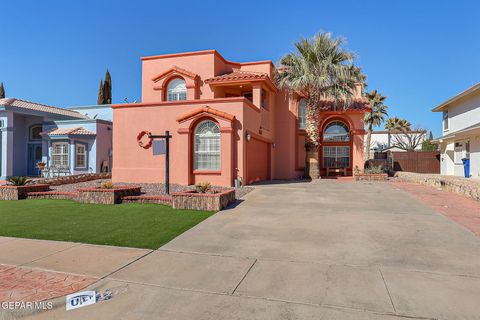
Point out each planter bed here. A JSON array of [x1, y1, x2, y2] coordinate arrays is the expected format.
[[354, 173, 388, 182], [0, 184, 50, 200], [172, 189, 236, 211], [77, 186, 142, 205]]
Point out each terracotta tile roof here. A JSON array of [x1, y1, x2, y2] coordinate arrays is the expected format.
[[318, 98, 370, 111], [42, 127, 96, 136], [0, 98, 89, 119], [204, 70, 270, 83], [176, 106, 235, 123]]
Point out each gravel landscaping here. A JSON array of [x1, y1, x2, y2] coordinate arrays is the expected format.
[[51, 179, 254, 199]]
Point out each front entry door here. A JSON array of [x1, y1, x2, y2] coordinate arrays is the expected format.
[[27, 144, 42, 176]]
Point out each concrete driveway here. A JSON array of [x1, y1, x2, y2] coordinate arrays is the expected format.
[[27, 180, 480, 320]]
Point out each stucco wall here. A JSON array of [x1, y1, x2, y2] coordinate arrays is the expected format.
[[112, 99, 252, 186], [443, 89, 480, 134]]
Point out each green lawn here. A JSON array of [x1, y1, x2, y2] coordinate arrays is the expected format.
[[0, 200, 214, 249]]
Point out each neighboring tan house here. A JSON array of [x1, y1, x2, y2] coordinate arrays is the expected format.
[[432, 83, 480, 178], [112, 50, 369, 186], [0, 98, 112, 181], [365, 130, 426, 159]]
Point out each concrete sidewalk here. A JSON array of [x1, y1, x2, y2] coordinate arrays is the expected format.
[[3, 180, 480, 319]]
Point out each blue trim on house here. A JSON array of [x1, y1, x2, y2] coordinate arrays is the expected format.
[[44, 119, 112, 125]]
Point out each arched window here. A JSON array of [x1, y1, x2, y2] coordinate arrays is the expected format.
[[323, 120, 350, 169], [298, 99, 307, 129], [167, 78, 187, 101], [30, 124, 43, 140], [194, 120, 220, 170], [323, 121, 350, 142]]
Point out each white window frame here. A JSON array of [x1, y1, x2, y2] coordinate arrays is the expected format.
[[194, 120, 221, 171], [298, 99, 307, 129], [51, 142, 69, 168], [75, 143, 87, 169], [167, 78, 187, 101]]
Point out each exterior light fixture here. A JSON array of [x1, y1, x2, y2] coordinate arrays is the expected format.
[[246, 132, 251, 141]]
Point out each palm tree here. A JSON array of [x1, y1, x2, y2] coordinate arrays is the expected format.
[[364, 90, 388, 159], [277, 32, 364, 178], [385, 117, 411, 132]]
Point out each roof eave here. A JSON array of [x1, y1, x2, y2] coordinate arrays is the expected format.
[[432, 83, 480, 112]]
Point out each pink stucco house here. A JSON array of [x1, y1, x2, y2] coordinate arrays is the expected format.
[[112, 50, 368, 186]]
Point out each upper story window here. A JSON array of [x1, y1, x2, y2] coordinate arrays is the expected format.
[[443, 111, 449, 130], [167, 78, 187, 101], [323, 121, 350, 142], [30, 124, 43, 140], [298, 99, 307, 129]]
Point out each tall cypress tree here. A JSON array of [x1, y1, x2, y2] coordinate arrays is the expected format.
[[103, 69, 112, 104], [0, 82, 5, 99], [97, 80, 104, 105]]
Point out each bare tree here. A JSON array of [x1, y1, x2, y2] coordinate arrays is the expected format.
[[390, 129, 426, 151]]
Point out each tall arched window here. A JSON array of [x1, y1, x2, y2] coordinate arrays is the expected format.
[[167, 78, 187, 101], [323, 121, 350, 169], [194, 120, 220, 170], [298, 99, 307, 129]]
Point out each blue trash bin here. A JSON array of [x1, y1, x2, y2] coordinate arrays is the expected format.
[[461, 158, 470, 178]]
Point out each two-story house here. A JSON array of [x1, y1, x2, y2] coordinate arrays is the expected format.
[[432, 83, 480, 178], [112, 50, 369, 186]]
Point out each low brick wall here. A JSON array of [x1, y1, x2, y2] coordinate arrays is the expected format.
[[77, 186, 141, 205], [26, 191, 79, 200], [172, 189, 236, 211], [122, 195, 173, 206], [31, 173, 111, 186], [394, 172, 480, 201], [354, 173, 388, 182], [0, 184, 51, 200]]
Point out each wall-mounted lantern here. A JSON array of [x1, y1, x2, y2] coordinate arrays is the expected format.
[[246, 132, 251, 142]]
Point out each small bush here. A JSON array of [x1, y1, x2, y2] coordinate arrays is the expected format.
[[8, 176, 32, 186], [100, 181, 114, 189], [364, 165, 384, 174], [195, 182, 211, 194]]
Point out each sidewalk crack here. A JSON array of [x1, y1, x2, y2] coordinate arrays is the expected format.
[[230, 259, 257, 295], [379, 268, 397, 314]]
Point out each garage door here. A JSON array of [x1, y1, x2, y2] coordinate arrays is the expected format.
[[246, 138, 270, 184]]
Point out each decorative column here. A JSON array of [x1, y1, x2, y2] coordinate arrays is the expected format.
[[0, 113, 14, 179]]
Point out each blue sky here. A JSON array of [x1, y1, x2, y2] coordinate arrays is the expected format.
[[2, 0, 479, 136]]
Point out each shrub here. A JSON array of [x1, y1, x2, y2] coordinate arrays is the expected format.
[[8, 176, 32, 186], [364, 165, 384, 174], [195, 182, 211, 194], [100, 181, 114, 189]]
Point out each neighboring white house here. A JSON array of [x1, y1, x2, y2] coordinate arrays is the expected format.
[[432, 82, 480, 179], [365, 130, 426, 159]]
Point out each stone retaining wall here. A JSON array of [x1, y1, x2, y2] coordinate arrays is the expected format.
[[394, 172, 480, 201], [77, 186, 141, 204], [31, 173, 111, 186], [354, 173, 388, 182], [172, 190, 236, 211], [0, 185, 51, 200], [26, 191, 79, 200], [122, 195, 173, 206]]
